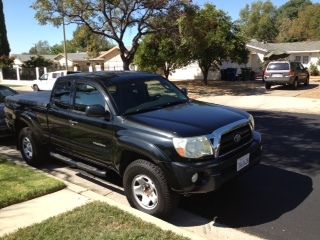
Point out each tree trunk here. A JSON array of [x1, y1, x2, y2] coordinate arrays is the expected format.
[[123, 60, 130, 71], [163, 66, 170, 79], [201, 67, 209, 85]]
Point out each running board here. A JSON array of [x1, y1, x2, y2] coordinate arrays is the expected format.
[[50, 152, 107, 178]]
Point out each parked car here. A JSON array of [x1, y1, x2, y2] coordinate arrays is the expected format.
[[0, 85, 17, 137], [264, 61, 309, 90], [31, 70, 80, 91], [5, 72, 262, 218]]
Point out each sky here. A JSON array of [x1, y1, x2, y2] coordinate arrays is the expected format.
[[2, 0, 320, 54]]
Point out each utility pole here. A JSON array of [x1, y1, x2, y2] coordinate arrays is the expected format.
[[60, 0, 68, 70]]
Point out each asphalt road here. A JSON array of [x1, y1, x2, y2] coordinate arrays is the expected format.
[[1, 111, 319, 240], [180, 111, 320, 240]]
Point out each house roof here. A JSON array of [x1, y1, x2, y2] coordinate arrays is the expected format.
[[54, 52, 89, 62], [90, 47, 120, 61], [11, 54, 56, 62], [246, 40, 320, 53]]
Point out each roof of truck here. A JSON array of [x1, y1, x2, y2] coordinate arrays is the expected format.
[[59, 71, 161, 84]]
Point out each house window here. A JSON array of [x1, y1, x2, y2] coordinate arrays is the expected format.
[[303, 56, 309, 64], [295, 56, 301, 62]]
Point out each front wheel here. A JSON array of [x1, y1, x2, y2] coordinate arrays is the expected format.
[[19, 127, 44, 166], [304, 76, 310, 86], [123, 160, 178, 219]]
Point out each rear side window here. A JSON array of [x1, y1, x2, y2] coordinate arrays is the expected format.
[[52, 80, 72, 109], [74, 83, 106, 112], [267, 63, 290, 71]]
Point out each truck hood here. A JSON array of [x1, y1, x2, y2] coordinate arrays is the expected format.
[[125, 101, 249, 137]]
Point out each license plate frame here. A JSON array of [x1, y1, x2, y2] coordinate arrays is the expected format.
[[272, 74, 283, 78], [237, 153, 250, 172]]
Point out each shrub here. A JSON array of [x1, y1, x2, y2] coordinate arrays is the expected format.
[[309, 63, 320, 76]]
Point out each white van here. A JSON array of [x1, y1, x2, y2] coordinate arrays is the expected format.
[[31, 70, 80, 91]]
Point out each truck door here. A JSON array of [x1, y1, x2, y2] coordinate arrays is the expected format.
[[47, 78, 73, 154], [67, 81, 115, 166]]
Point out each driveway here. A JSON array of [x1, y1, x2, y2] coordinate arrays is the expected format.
[[180, 111, 320, 240], [174, 77, 320, 100]]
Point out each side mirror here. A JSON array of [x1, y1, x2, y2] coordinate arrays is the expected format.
[[85, 105, 111, 120], [181, 88, 188, 96]]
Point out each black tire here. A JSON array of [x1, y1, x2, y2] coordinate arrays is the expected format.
[[265, 83, 271, 90], [292, 79, 298, 90], [304, 76, 310, 86], [19, 127, 46, 166], [123, 159, 179, 219], [33, 84, 39, 91]]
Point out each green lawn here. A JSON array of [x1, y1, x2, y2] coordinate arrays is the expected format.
[[0, 202, 189, 240], [0, 159, 65, 208]]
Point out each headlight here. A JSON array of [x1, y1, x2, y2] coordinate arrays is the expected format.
[[248, 114, 255, 130], [173, 136, 213, 159]]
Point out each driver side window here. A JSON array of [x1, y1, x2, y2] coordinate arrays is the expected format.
[[74, 83, 106, 113]]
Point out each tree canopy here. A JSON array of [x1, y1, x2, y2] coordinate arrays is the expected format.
[[0, 0, 10, 56], [239, 0, 320, 43], [29, 40, 51, 54], [135, 6, 190, 78], [179, 4, 248, 84], [238, 0, 278, 42], [32, 0, 188, 70]]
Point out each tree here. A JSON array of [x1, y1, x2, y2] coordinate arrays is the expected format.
[[238, 0, 278, 42], [29, 40, 51, 54], [135, 6, 190, 78], [22, 55, 53, 68], [71, 25, 113, 57], [276, 4, 320, 42], [0, 0, 10, 56], [32, 0, 188, 70], [179, 4, 248, 84], [135, 34, 188, 79], [277, 0, 312, 21]]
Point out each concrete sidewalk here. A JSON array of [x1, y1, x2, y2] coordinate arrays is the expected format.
[[198, 95, 320, 115], [0, 148, 261, 240]]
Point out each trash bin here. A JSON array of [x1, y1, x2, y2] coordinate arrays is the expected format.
[[241, 67, 252, 81], [220, 69, 227, 81], [226, 68, 237, 81]]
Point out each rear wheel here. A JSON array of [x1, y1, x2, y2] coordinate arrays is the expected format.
[[33, 84, 39, 91], [19, 127, 46, 166], [265, 83, 271, 90], [292, 79, 298, 90], [123, 159, 179, 219]]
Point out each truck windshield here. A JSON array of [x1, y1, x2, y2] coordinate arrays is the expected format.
[[106, 77, 188, 115]]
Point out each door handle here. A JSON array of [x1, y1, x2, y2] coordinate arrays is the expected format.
[[69, 120, 78, 125]]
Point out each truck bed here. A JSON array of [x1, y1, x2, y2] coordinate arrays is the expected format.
[[5, 91, 51, 108]]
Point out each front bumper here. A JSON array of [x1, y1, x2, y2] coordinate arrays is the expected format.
[[166, 131, 262, 194]]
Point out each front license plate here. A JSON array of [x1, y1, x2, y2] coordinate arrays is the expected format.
[[237, 154, 250, 172], [272, 74, 283, 77]]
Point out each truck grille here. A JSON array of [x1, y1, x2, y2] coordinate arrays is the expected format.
[[219, 125, 252, 156]]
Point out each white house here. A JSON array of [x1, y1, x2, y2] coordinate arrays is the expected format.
[[246, 40, 320, 71]]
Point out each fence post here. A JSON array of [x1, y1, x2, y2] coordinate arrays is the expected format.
[[36, 67, 40, 80], [89, 65, 93, 72], [0, 68, 3, 82], [44, 67, 47, 74], [16, 67, 20, 81]]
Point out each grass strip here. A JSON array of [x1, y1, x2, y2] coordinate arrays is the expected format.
[[1, 201, 189, 240], [0, 158, 65, 208]]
